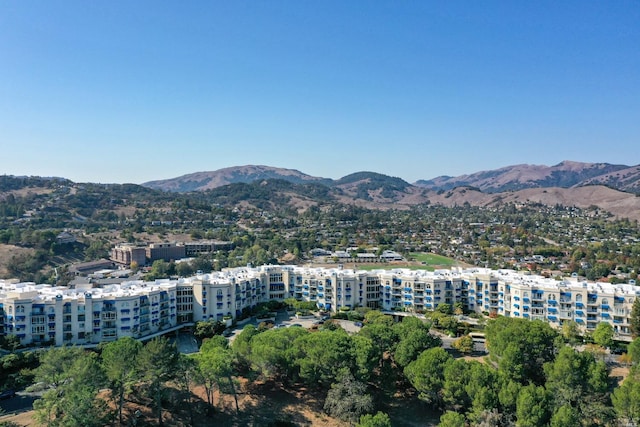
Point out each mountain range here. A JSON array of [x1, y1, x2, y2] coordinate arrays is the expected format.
[[139, 161, 640, 220], [143, 161, 640, 195], [3, 161, 640, 221]]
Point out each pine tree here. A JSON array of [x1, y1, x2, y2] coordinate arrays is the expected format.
[[631, 298, 640, 339]]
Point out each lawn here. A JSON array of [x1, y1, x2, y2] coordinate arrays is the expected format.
[[408, 253, 458, 268], [344, 253, 461, 272]]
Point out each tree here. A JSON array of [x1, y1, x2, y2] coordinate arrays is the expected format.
[[631, 298, 640, 339], [34, 351, 109, 427], [356, 411, 392, 427], [193, 337, 236, 410], [560, 320, 581, 345], [100, 337, 142, 426], [359, 322, 399, 365], [404, 347, 452, 405], [612, 373, 640, 424], [176, 354, 198, 426], [293, 330, 355, 387], [543, 345, 608, 415], [35, 346, 85, 389], [351, 334, 378, 382], [137, 337, 180, 425], [438, 411, 466, 427], [232, 324, 259, 369], [442, 359, 472, 412], [248, 327, 307, 379], [550, 404, 581, 427], [592, 322, 614, 349], [194, 320, 226, 341], [452, 335, 474, 354], [323, 371, 374, 423], [484, 317, 558, 384], [628, 337, 640, 365], [394, 327, 441, 367], [516, 384, 551, 427]]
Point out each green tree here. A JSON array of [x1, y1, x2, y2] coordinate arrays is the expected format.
[[404, 347, 452, 405], [176, 354, 198, 426], [34, 351, 109, 427], [100, 337, 142, 426], [232, 324, 259, 369], [359, 322, 399, 365], [516, 384, 551, 427], [628, 337, 640, 365], [484, 317, 558, 384], [631, 298, 640, 339], [560, 320, 581, 345], [194, 320, 226, 341], [394, 327, 441, 367], [544, 346, 597, 407], [293, 329, 355, 387], [442, 359, 472, 412], [550, 404, 581, 427], [592, 322, 614, 349], [351, 334, 378, 382], [248, 327, 307, 379], [356, 412, 391, 427], [438, 411, 466, 427], [194, 337, 237, 411], [452, 335, 474, 354], [35, 346, 85, 389], [137, 337, 180, 425], [612, 373, 640, 424]]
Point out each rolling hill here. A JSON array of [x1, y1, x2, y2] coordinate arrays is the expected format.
[[143, 165, 331, 192], [414, 161, 633, 193]]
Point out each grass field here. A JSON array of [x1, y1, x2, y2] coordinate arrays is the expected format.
[[342, 253, 461, 272], [408, 252, 459, 267]]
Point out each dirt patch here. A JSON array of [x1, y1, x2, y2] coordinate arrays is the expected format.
[[0, 244, 35, 278]]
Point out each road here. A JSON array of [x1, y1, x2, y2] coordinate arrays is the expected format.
[[0, 391, 37, 418]]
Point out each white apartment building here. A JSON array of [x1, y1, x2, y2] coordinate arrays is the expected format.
[[1, 265, 639, 346]]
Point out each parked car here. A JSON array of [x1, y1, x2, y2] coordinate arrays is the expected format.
[[0, 389, 16, 400], [610, 346, 626, 355]]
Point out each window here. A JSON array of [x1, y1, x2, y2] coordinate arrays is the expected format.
[[576, 294, 583, 302], [523, 292, 529, 298]]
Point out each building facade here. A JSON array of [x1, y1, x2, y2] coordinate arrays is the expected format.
[[1, 265, 639, 347]]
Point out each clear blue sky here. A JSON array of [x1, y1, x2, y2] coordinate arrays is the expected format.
[[1, 1, 639, 184]]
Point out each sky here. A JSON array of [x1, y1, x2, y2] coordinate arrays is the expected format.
[[1, 1, 639, 184]]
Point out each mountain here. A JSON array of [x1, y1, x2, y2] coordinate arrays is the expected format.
[[428, 185, 640, 220], [333, 172, 413, 202], [579, 165, 640, 194], [143, 165, 331, 192], [5, 160, 640, 221], [415, 161, 632, 193]]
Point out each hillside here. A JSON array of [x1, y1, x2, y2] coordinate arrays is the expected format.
[[580, 164, 640, 194], [415, 161, 634, 193], [428, 185, 640, 221], [5, 159, 640, 221], [143, 165, 331, 192]]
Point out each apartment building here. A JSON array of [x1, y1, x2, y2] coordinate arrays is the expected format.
[[111, 244, 147, 267], [146, 243, 186, 263], [2, 266, 639, 346]]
